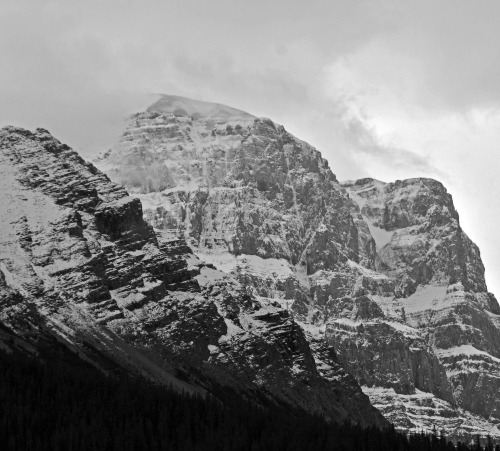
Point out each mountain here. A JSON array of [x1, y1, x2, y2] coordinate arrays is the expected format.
[[0, 125, 384, 427], [95, 94, 500, 439], [342, 178, 500, 431]]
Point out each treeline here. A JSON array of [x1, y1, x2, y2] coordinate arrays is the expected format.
[[0, 347, 497, 451]]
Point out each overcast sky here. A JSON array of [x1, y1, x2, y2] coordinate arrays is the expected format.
[[2, 0, 500, 294]]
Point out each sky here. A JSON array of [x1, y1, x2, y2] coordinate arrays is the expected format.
[[2, 0, 500, 294]]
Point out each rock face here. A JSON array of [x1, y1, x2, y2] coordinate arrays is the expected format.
[[95, 94, 500, 438], [344, 178, 500, 429], [0, 125, 385, 427], [97, 96, 359, 272]]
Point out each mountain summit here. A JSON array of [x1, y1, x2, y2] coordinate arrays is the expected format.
[[147, 94, 256, 121]]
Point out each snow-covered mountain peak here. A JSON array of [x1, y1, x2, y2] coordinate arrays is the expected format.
[[147, 94, 256, 122]]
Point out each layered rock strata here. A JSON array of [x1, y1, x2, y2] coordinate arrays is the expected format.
[[344, 178, 500, 427], [0, 125, 384, 426]]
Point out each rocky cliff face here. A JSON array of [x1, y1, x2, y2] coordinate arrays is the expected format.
[[98, 97, 360, 271], [0, 125, 385, 426], [95, 94, 500, 438], [344, 178, 500, 427]]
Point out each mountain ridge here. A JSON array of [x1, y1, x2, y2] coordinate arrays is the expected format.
[[2, 92, 500, 438], [94, 95, 500, 438], [0, 124, 384, 426]]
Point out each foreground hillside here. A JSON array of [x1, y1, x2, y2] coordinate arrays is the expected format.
[[0, 347, 489, 451], [96, 94, 500, 438]]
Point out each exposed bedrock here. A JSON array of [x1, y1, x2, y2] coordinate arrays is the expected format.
[[0, 124, 384, 427]]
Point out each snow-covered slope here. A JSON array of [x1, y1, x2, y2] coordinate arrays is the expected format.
[[0, 125, 385, 426], [95, 95, 500, 438], [146, 94, 256, 121]]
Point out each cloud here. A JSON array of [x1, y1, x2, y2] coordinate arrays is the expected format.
[[322, 0, 500, 114], [171, 54, 311, 117], [389, 1, 500, 112], [341, 114, 438, 175]]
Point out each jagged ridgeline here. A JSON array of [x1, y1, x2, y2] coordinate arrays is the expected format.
[[95, 94, 500, 439]]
